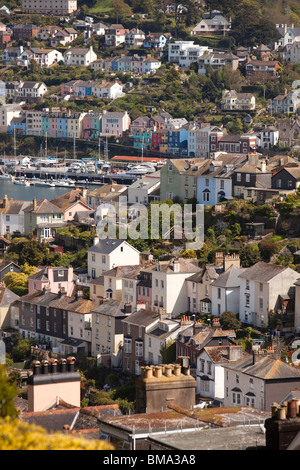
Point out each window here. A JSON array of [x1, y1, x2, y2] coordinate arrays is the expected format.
[[259, 298, 263, 310], [236, 173, 241, 182], [124, 338, 132, 353], [135, 341, 143, 357], [245, 293, 250, 307], [217, 288, 221, 299], [207, 361, 212, 375], [200, 379, 209, 393], [102, 255, 106, 264], [46, 321, 50, 332], [246, 280, 250, 290], [92, 254, 95, 262], [203, 191, 210, 202]]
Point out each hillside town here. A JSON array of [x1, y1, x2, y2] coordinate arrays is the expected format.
[[3, 0, 300, 453]]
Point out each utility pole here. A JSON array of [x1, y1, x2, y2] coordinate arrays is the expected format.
[[73, 133, 76, 160], [13, 127, 16, 158], [104, 136, 108, 162]]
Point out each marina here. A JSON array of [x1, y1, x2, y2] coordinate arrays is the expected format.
[[0, 155, 163, 200]]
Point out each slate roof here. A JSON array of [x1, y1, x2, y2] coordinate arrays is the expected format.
[[88, 239, 125, 254], [102, 265, 142, 279], [122, 308, 159, 327], [0, 285, 19, 306], [0, 260, 20, 272], [23, 198, 64, 214], [144, 258, 201, 274], [238, 262, 289, 282], [19, 290, 99, 313], [92, 299, 128, 317], [0, 198, 27, 215], [211, 265, 246, 289], [224, 354, 300, 380], [204, 345, 245, 364]]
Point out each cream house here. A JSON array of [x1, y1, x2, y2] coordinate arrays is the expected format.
[[67, 297, 93, 356], [102, 265, 141, 307], [221, 89, 256, 111], [91, 299, 132, 367], [23, 198, 66, 241], [148, 257, 202, 318], [238, 262, 300, 328]]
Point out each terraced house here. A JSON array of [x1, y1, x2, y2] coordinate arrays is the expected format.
[[17, 289, 99, 356]]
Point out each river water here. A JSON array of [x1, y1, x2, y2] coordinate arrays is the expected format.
[[0, 179, 95, 201]]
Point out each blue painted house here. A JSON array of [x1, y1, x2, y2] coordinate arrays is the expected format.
[[8, 115, 26, 135], [167, 128, 188, 155], [196, 155, 247, 206], [130, 128, 153, 150]]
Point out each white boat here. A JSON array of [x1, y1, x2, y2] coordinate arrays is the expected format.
[[34, 179, 56, 187], [126, 165, 150, 175], [14, 178, 31, 187], [54, 179, 76, 187], [0, 173, 11, 180]]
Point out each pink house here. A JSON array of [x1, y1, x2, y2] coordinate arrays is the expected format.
[[50, 189, 93, 222], [101, 110, 131, 137], [49, 115, 57, 137], [28, 265, 77, 296]]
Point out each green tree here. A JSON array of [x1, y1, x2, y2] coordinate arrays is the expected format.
[[109, 0, 133, 23], [3, 272, 28, 296], [0, 365, 18, 419], [220, 311, 241, 330], [11, 338, 34, 362], [239, 244, 260, 267]]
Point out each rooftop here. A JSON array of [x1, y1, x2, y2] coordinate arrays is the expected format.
[[238, 262, 289, 282]]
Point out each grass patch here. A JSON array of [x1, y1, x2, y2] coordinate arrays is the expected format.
[[88, 0, 112, 14]]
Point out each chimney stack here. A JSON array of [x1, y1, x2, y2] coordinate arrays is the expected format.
[[3, 194, 8, 208]]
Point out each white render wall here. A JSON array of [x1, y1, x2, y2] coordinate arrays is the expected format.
[[211, 286, 240, 316], [88, 241, 140, 277]]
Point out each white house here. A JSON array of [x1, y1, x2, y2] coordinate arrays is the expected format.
[[211, 265, 246, 317], [91, 81, 124, 100], [191, 11, 231, 36], [87, 238, 140, 278], [20, 49, 64, 67], [196, 345, 244, 402], [254, 125, 279, 149], [127, 177, 160, 205], [63, 46, 97, 66], [0, 195, 27, 236], [269, 89, 300, 114], [149, 257, 202, 318], [144, 317, 181, 365], [168, 41, 212, 67], [223, 353, 300, 410], [238, 262, 300, 328], [0, 103, 22, 132]]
